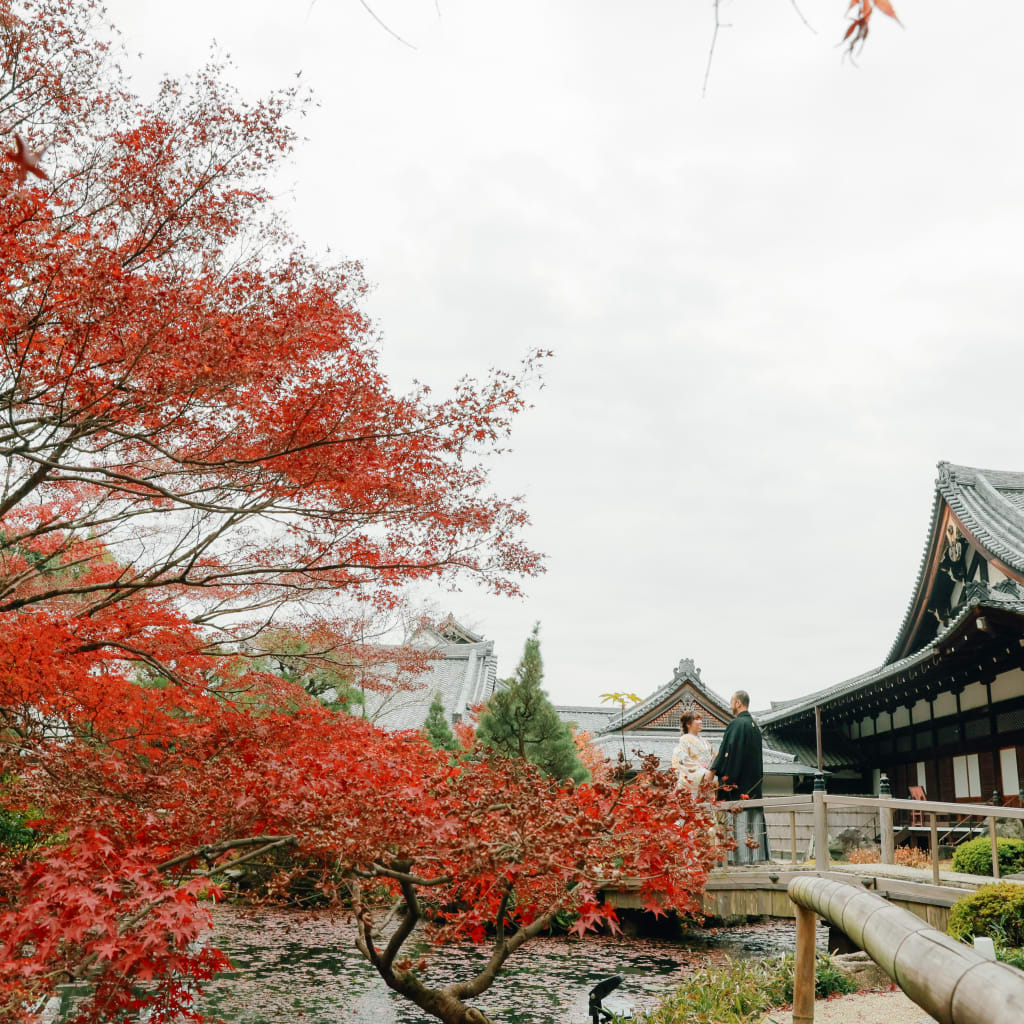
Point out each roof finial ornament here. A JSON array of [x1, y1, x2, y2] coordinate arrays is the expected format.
[[675, 658, 701, 682]]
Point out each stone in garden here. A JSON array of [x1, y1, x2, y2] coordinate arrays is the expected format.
[[831, 950, 892, 992], [831, 827, 871, 856]]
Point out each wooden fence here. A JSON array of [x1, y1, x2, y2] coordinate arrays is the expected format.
[[724, 786, 1024, 883]]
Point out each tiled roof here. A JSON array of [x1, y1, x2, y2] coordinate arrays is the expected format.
[[885, 462, 1024, 665], [595, 657, 732, 735], [938, 463, 1024, 576], [553, 705, 617, 733], [366, 637, 497, 732], [758, 594, 1024, 728], [761, 733, 861, 770]]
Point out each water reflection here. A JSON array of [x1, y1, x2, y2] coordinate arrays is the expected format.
[[200, 908, 825, 1024]]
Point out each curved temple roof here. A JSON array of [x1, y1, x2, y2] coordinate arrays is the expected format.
[[758, 594, 1024, 729], [760, 462, 1024, 732], [886, 462, 1024, 665]]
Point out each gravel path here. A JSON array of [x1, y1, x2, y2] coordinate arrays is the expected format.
[[756, 990, 937, 1024]]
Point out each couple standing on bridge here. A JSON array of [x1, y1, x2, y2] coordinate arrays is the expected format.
[[671, 690, 769, 865]]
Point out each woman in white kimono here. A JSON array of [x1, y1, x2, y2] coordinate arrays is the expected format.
[[671, 709, 714, 795]]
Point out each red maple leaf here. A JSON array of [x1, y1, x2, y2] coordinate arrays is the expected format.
[[6, 132, 49, 185]]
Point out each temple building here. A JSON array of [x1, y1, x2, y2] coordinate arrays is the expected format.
[[363, 615, 498, 731], [760, 462, 1024, 804], [555, 658, 818, 792]]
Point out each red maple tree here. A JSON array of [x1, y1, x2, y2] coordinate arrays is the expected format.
[[845, 0, 900, 51], [0, 4, 721, 1022]]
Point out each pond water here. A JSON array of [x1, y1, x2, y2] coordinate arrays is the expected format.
[[197, 908, 828, 1024]]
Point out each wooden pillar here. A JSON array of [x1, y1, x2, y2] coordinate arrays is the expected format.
[[908, 697, 921, 763], [990, 817, 1001, 880], [987, 678, 1000, 797], [793, 903, 817, 1024], [790, 810, 798, 864], [930, 813, 940, 885], [928, 697, 936, 769], [813, 775, 829, 871], [879, 774, 894, 865]]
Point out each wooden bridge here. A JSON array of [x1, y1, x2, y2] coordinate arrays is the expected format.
[[601, 790, 1024, 931]]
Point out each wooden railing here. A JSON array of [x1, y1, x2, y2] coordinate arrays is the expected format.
[[719, 787, 1024, 882], [787, 875, 1024, 1024]]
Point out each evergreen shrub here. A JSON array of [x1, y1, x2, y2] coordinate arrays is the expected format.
[[951, 836, 1024, 877], [422, 693, 460, 751], [477, 624, 587, 783], [948, 882, 1024, 946]]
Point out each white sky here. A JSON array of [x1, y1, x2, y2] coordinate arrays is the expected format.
[[102, 0, 1024, 709]]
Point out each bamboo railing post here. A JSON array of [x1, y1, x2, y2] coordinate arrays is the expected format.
[[790, 810, 798, 864], [879, 774, 894, 865], [813, 773, 829, 870], [793, 902, 817, 1024], [789, 876, 1024, 1024], [990, 817, 1000, 879], [930, 813, 940, 884]]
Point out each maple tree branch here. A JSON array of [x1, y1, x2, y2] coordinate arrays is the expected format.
[[790, 0, 816, 33], [349, 879, 384, 970], [702, 0, 725, 99], [446, 912, 554, 1002], [210, 836, 299, 875], [493, 887, 512, 946], [382, 878, 420, 969], [357, 1, 416, 50], [354, 861, 452, 887], [371, 897, 405, 938], [156, 834, 297, 873]]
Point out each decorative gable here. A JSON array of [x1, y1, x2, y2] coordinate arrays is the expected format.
[[598, 658, 733, 735], [640, 688, 731, 730], [437, 613, 484, 645]]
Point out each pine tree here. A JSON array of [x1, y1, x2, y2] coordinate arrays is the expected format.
[[423, 693, 459, 751], [477, 625, 588, 783]]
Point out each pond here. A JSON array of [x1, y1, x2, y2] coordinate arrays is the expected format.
[[197, 907, 829, 1024]]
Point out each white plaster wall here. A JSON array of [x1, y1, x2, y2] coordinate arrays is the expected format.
[[893, 707, 911, 729], [992, 667, 1024, 705], [933, 691, 958, 718], [960, 680, 988, 712]]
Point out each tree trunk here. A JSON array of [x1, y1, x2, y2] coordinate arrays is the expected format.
[[382, 967, 495, 1024]]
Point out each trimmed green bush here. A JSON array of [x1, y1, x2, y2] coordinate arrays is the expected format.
[[948, 882, 1024, 946], [951, 836, 1024, 877], [630, 953, 856, 1024]]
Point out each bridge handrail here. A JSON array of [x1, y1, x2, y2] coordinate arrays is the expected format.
[[716, 791, 1024, 876], [786, 875, 1024, 1024], [719, 794, 1024, 820]]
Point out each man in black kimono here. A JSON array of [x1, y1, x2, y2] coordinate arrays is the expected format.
[[710, 690, 769, 864]]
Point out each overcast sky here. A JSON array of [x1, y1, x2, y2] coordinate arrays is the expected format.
[[103, 0, 1024, 709]]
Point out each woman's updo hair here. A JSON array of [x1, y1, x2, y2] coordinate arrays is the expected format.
[[679, 709, 701, 734]]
